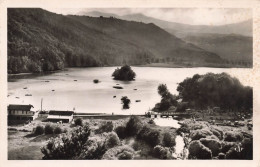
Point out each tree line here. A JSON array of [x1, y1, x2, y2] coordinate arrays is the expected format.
[[155, 73, 252, 113]]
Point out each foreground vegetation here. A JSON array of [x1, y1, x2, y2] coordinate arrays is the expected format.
[[178, 119, 252, 159], [40, 116, 177, 160]]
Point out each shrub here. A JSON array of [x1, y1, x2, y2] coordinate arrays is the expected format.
[[44, 124, 54, 134], [148, 119, 155, 124], [54, 126, 62, 134], [163, 132, 176, 147], [221, 142, 236, 153], [225, 148, 240, 159], [192, 124, 203, 130], [96, 121, 114, 134], [125, 116, 142, 137], [34, 125, 44, 135], [137, 126, 161, 147], [240, 138, 253, 159], [121, 96, 131, 109], [224, 131, 243, 142], [117, 151, 134, 160], [176, 124, 190, 135], [63, 128, 68, 133], [200, 138, 221, 156], [188, 140, 212, 159], [112, 65, 136, 81], [206, 135, 219, 140], [210, 128, 223, 140], [115, 126, 127, 139], [102, 145, 135, 160], [218, 153, 226, 159], [153, 145, 172, 159], [190, 129, 213, 141], [41, 125, 91, 159], [105, 132, 121, 149], [74, 118, 83, 126], [77, 136, 107, 159]]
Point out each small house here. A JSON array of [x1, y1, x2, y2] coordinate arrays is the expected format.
[[47, 110, 74, 123], [8, 104, 36, 121]]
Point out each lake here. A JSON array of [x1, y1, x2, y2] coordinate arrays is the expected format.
[[8, 67, 252, 115]]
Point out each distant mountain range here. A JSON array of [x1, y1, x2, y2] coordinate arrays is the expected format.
[[81, 11, 252, 38], [8, 8, 223, 74], [79, 11, 252, 64]]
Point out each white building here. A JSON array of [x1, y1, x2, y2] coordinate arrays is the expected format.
[[8, 104, 37, 121], [47, 110, 74, 123]]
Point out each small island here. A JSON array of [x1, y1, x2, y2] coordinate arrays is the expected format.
[[112, 65, 136, 81]]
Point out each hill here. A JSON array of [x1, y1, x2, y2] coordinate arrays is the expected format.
[[183, 33, 252, 65], [8, 8, 222, 74], [120, 13, 252, 38], [82, 11, 252, 38]]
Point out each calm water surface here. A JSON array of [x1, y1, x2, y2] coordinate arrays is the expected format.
[[8, 67, 251, 115]]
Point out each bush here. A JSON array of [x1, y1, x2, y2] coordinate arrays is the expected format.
[[225, 148, 240, 159], [121, 96, 131, 109], [153, 145, 172, 159], [176, 124, 190, 135], [188, 140, 212, 159], [96, 121, 114, 134], [41, 125, 91, 159], [105, 132, 121, 149], [77, 136, 107, 159], [125, 116, 142, 137], [190, 129, 213, 141], [240, 138, 253, 159], [115, 126, 127, 139], [44, 124, 54, 134], [102, 145, 135, 160], [206, 135, 219, 140], [54, 127, 62, 134], [137, 126, 161, 147], [117, 151, 134, 160], [74, 118, 83, 126], [34, 125, 44, 135], [112, 65, 136, 81], [218, 153, 226, 159], [224, 131, 243, 142], [221, 142, 236, 153], [63, 128, 68, 133], [163, 132, 176, 147], [148, 119, 155, 124], [199, 138, 221, 156], [210, 128, 223, 140]]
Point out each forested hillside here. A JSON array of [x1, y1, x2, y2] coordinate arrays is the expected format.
[[183, 33, 252, 65], [8, 8, 221, 74]]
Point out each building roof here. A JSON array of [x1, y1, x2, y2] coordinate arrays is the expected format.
[[8, 104, 34, 111], [49, 110, 74, 116], [47, 115, 73, 120]]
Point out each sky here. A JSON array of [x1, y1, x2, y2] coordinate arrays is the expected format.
[[44, 8, 252, 26]]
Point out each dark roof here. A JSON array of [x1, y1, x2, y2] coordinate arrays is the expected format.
[[49, 110, 74, 116], [8, 104, 34, 111]]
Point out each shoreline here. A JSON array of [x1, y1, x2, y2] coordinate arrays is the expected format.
[[7, 63, 251, 75]]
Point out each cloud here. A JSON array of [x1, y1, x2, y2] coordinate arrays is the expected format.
[[44, 8, 252, 25]]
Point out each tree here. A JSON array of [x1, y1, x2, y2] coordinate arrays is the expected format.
[[121, 96, 131, 109], [177, 73, 252, 112], [112, 65, 136, 81], [155, 84, 177, 111]]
